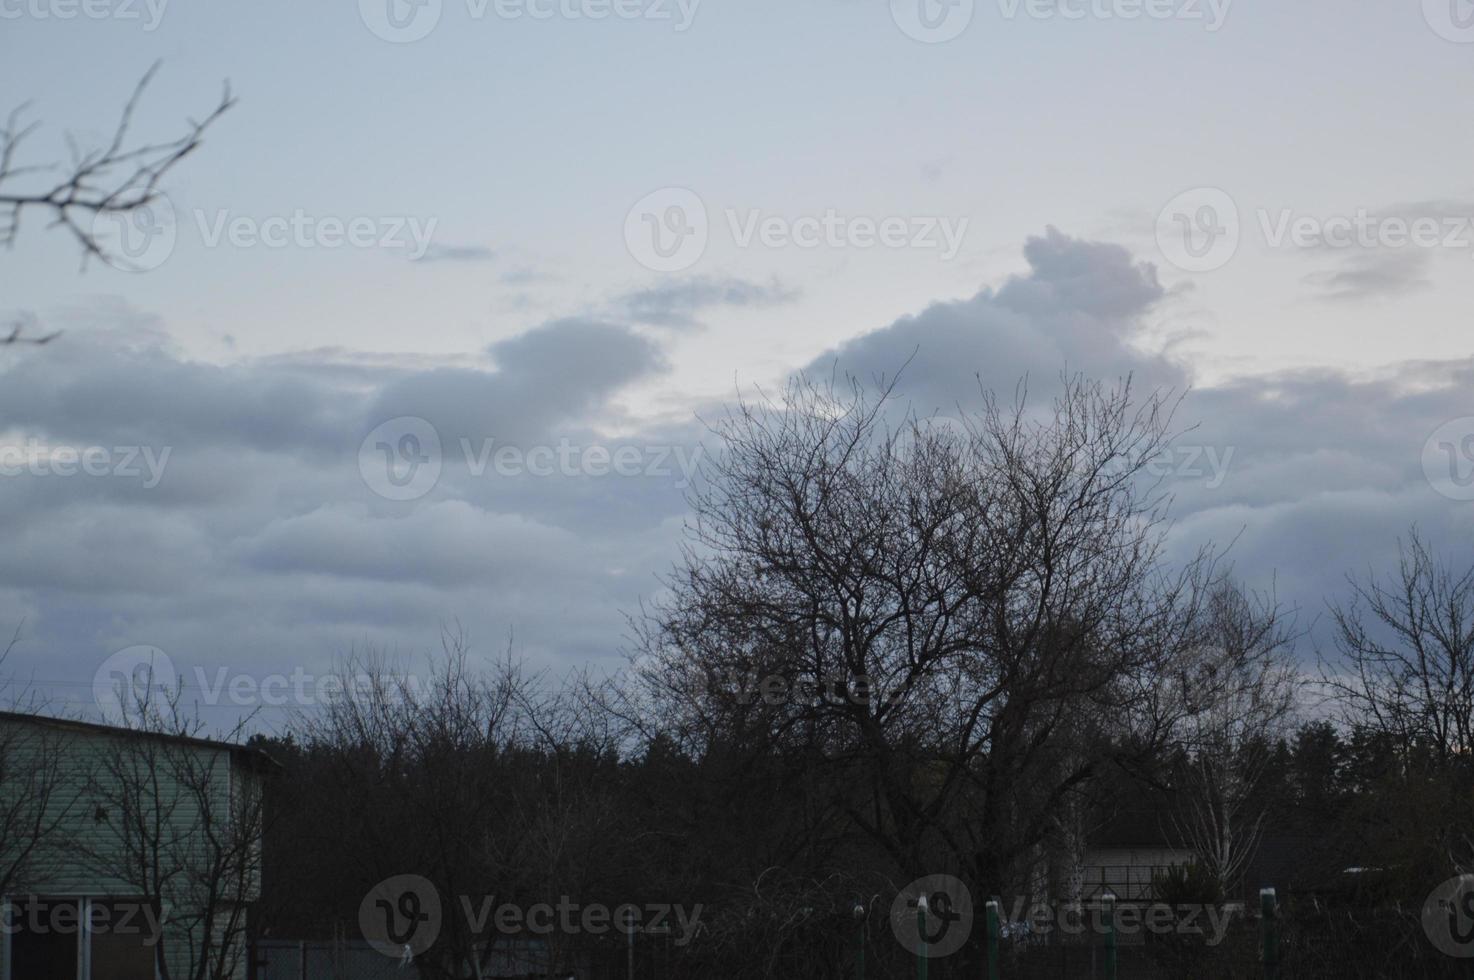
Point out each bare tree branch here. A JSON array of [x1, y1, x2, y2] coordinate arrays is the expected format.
[[0, 61, 234, 269]]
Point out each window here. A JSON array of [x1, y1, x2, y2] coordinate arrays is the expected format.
[[6, 897, 80, 980], [88, 900, 158, 980], [2, 897, 157, 980]]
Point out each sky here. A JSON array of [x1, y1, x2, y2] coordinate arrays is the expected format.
[[1, 0, 1473, 729]]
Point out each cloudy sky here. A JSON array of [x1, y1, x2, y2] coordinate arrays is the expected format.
[[1, 0, 1472, 728]]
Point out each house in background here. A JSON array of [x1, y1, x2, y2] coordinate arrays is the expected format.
[[0, 711, 274, 980], [1077, 810, 1197, 904]]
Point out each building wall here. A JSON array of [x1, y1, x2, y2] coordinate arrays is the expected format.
[[1079, 847, 1197, 902], [0, 716, 261, 980]]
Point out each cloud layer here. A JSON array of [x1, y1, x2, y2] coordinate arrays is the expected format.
[[4, 229, 1472, 726]]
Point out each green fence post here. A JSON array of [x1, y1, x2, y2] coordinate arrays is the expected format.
[[1261, 888, 1278, 980], [1103, 894, 1117, 980], [917, 895, 929, 980], [853, 903, 866, 980], [985, 899, 1000, 980]]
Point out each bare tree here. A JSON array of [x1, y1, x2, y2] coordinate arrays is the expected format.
[[1322, 530, 1474, 878], [0, 62, 233, 275], [1324, 530, 1474, 765], [293, 634, 546, 980], [1172, 582, 1299, 897], [77, 684, 268, 980], [0, 632, 81, 899], [634, 370, 1270, 898]]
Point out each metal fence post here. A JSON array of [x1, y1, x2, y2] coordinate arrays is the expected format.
[[917, 895, 929, 980], [1103, 895, 1117, 980], [1261, 888, 1278, 980], [985, 899, 1000, 980]]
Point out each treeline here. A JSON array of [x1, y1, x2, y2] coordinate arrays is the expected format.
[[144, 375, 1474, 976]]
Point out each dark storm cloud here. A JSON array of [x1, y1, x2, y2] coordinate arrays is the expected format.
[[1302, 249, 1433, 302], [806, 227, 1185, 411], [368, 318, 667, 443], [3, 229, 1471, 724], [0, 325, 362, 454], [614, 276, 801, 329], [0, 314, 686, 716], [803, 228, 1474, 642], [412, 244, 497, 263]]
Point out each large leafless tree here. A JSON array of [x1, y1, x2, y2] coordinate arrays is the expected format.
[[634, 370, 1290, 897], [1322, 530, 1474, 878]]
